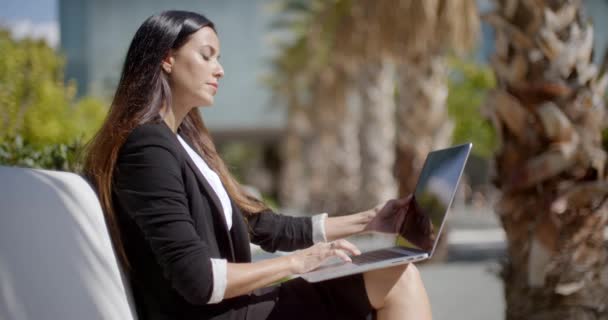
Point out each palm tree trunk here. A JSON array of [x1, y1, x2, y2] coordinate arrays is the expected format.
[[359, 61, 398, 207], [485, 1, 608, 318], [306, 71, 345, 214], [279, 100, 311, 213], [327, 80, 363, 214], [395, 57, 453, 195]]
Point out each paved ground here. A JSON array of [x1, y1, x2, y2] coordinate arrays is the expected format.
[[419, 261, 504, 320], [420, 205, 506, 319], [406, 205, 505, 319]]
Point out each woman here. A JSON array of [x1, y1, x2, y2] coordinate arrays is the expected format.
[[84, 10, 432, 320]]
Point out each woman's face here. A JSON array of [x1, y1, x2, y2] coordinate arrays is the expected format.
[[164, 26, 224, 108]]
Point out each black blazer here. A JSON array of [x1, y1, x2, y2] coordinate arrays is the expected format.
[[112, 122, 314, 320]]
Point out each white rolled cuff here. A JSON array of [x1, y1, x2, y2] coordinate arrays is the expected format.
[[208, 258, 227, 304], [311, 213, 328, 243]]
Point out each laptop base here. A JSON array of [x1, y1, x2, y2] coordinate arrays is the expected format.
[[300, 248, 429, 283]]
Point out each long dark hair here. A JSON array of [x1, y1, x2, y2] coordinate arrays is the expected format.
[[84, 11, 267, 268]]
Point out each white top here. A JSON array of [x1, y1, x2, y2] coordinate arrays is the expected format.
[[176, 134, 328, 304], [177, 135, 233, 229]]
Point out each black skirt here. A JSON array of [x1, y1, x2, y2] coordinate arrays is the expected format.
[[245, 273, 375, 320]]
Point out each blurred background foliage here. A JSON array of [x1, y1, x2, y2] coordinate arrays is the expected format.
[[0, 28, 107, 170], [447, 57, 496, 159]]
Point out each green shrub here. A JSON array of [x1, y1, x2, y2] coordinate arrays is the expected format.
[[447, 58, 497, 159], [0, 135, 85, 171], [0, 28, 107, 171]]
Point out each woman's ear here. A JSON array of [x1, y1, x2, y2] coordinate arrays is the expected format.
[[162, 53, 175, 74]]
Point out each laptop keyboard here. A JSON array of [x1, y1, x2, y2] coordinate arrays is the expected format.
[[350, 248, 408, 265]]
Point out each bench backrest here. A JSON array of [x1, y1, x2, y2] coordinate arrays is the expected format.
[[0, 166, 137, 319]]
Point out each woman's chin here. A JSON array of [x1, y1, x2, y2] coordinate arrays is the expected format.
[[196, 98, 214, 108], [197, 94, 214, 107]]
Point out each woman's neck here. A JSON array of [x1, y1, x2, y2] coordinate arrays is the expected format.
[[161, 100, 190, 133]]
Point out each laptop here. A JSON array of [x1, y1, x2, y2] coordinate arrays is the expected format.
[[300, 142, 472, 282]]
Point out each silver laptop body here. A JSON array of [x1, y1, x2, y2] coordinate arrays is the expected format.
[[300, 143, 472, 283]]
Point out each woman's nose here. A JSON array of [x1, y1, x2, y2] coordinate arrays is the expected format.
[[214, 64, 224, 79]]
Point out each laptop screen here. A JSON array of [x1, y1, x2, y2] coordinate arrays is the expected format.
[[396, 143, 471, 254]]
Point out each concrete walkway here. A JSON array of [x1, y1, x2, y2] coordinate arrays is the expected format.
[[419, 261, 504, 320]]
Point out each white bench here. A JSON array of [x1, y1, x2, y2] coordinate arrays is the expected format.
[[0, 166, 137, 320]]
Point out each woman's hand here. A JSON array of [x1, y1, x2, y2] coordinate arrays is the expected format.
[[362, 194, 436, 251], [400, 198, 435, 251], [363, 194, 413, 234], [288, 239, 361, 274]]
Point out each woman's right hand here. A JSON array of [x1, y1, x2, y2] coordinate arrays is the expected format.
[[363, 195, 413, 234], [288, 239, 361, 274]]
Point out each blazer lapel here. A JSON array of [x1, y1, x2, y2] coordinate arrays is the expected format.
[[177, 132, 236, 260]]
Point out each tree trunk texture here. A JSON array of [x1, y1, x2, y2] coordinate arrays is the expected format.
[[305, 71, 347, 214], [310, 73, 365, 215], [326, 81, 363, 214], [279, 100, 312, 213], [395, 57, 453, 195], [484, 1, 608, 318], [359, 61, 398, 208]]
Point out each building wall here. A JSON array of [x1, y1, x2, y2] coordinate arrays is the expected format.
[[59, 0, 608, 133], [59, 0, 90, 94], [59, 0, 283, 133]]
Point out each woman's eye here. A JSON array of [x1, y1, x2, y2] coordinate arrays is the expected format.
[[202, 54, 210, 61]]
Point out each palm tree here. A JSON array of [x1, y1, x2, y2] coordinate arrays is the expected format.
[[395, 58, 454, 195], [296, 0, 405, 212], [327, 1, 480, 209], [357, 60, 399, 206], [269, 34, 311, 213], [270, 0, 362, 214], [484, 1, 608, 318], [346, 1, 479, 260], [272, 1, 479, 217], [357, 1, 479, 196]]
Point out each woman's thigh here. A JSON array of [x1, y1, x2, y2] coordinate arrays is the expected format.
[[246, 274, 375, 320], [363, 263, 432, 320], [363, 264, 410, 309]]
